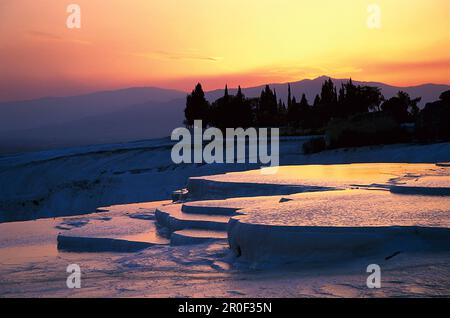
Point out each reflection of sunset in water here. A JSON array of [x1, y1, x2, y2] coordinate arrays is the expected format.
[[200, 163, 449, 188], [238, 189, 450, 227]]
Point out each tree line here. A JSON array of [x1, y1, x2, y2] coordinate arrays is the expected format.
[[184, 78, 450, 143]]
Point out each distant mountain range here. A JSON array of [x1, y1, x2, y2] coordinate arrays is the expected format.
[[0, 76, 448, 153], [206, 76, 450, 107], [0, 87, 187, 153]]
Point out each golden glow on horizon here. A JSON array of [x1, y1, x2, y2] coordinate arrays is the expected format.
[[0, 0, 449, 100]]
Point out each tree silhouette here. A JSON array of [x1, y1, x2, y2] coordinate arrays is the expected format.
[[298, 94, 310, 126], [308, 78, 338, 127], [417, 90, 450, 141], [313, 94, 321, 107], [337, 80, 384, 116], [185, 83, 209, 128], [235, 86, 253, 128], [230, 85, 253, 128], [361, 86, 384, 112], [208, 85, 255, 130], [278, 98, 287, 126], [299, 94, 309, 110], [224, 84, 229, 100], [258, 85, 278, 127], [210, 85, 232, 130], [381, 91, 421, 123], [287, 84, 300, 127], [320, 78, 337, 105], [287, 83, 292, 110]]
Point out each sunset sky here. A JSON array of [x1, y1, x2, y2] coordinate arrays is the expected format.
[[0, 0, 449, 101]]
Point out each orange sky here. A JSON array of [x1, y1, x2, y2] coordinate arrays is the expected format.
[[0, 0, 449, 101]]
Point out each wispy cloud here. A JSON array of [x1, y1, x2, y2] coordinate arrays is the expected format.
[[27, 30, 91, 45], [132, 50, 222, 62]]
